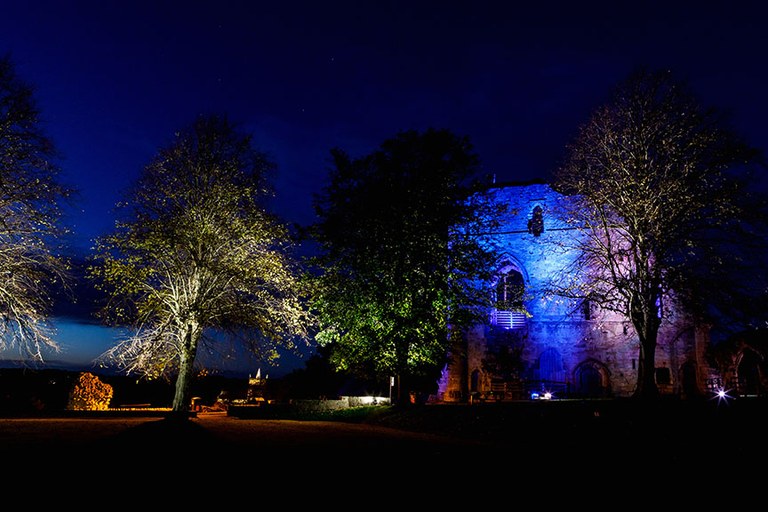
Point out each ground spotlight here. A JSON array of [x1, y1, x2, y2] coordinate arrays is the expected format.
[[712, 387, 733, 405]]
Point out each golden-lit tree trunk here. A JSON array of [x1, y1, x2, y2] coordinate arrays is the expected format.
[[171, 323, 200, 416], [89, 115, 314, 419]]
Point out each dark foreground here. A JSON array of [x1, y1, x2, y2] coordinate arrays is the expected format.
[[2, 397, 765, 501]]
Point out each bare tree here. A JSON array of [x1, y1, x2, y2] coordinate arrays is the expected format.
[[0, 54, 73, 361], [551, 68, 763, 399], [89, 114, 313, 415]]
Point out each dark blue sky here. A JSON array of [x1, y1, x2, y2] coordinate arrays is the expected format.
[[1, 1, 766, 374], [3, 1, 766, 252]]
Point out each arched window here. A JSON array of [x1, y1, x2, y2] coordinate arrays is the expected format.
[[492, 267, 526, 329], [527, 205, 544, 236]]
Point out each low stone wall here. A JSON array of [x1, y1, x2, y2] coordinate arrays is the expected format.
[[227, 395, 390, 418]]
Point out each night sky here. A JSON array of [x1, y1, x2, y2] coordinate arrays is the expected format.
[[1, 1, 766, 375]]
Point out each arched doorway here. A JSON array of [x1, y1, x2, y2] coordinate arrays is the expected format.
[[534, 348, 566, 396], [538, 348, 565, 383], [470, 369, 481, 393], [575, 359, 610, 397], [737, 348, 764, 396]]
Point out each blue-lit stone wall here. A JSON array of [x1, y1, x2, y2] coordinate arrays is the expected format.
[[436, 183, 711, 401]]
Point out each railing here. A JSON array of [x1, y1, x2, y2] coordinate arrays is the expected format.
[[707, 377, 764, 397], [472, 379, 574, 401], [491, 309, 527, 329]]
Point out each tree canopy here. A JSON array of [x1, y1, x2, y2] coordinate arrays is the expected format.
[[0, 54, 73, 361], [307, 128, 503, 403], [88, 114, 313, 414], [551, 67, 765, 399]]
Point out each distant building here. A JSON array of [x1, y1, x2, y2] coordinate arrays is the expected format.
[[436, 183, 718, 402], [246, 368, 268, 402]]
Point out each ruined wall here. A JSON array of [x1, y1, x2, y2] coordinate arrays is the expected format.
[[436, 183, 709, 402]]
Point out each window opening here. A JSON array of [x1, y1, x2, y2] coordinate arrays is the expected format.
[[492, 268, 526, 329]]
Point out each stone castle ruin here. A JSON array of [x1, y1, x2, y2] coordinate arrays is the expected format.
[[436, 183, 745, 402]]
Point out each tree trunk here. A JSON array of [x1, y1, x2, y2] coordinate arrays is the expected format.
[[451, 329, 469, 403], [634, 334, 659, 399], [632, 307, 661, 400], [170, 325, 200, 417], [394, 373, 409, 406], [393, 339, 412, 406]]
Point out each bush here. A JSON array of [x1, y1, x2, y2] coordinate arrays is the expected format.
[[67, 372, 114, 411]]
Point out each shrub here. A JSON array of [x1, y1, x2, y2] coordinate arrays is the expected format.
[[67, 372, 114, 411]]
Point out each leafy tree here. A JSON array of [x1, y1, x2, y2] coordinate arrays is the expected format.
[[277, 345, 387, 400], [0, 54, 73, 361], [308, 128, 503, 404], [67, 371, 113, 411], [551, 68, 764, 399], [88, 114, 313, 416]]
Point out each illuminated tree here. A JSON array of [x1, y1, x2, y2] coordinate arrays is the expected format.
[[308, 129, 503, 404], [551, 68, 764, 399], [88, 114, 313, 416], [67, 371, 113, 411], [0, 54, 73, 361]]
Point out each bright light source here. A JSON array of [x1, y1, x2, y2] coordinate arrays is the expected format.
[[712, 387, 732, 404], [357, 395, 389, 405]]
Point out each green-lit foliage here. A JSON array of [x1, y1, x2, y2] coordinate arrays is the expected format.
[[88, 114, 314, 413], [551, 68, 764, 399], [0, 55, 73, 361], [308, 128, 504, 403]]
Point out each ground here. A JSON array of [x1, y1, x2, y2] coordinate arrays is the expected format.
[[1, 397, 765, 500]]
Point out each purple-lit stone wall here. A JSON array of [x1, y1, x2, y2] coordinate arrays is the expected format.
[[436, 184, 708, 402]]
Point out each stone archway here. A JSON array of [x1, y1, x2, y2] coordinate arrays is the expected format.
[[538, 347, 565, 383], [574, 359, 611, 398], [470, 369, 481, 393], [737, 348, 764, 397]]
